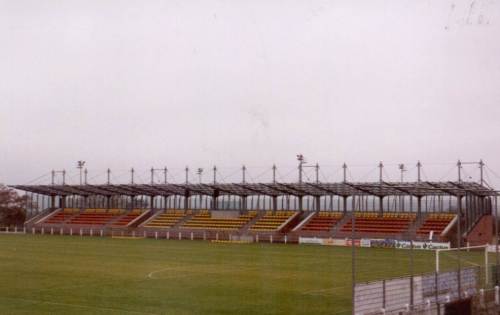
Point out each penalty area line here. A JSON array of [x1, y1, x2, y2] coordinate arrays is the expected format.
[[302, 285, 349, 296]]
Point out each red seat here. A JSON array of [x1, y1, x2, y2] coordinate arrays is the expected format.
[[340, 214, 413, 234]]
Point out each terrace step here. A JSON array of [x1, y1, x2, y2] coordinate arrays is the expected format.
[[240, 211, 265, 233], [107, 210, 147, 228], [180, 211, 258, 231], [128, 210, 154, 227], [405, 213, 427, 239], [249, 211, 297, 232], [25, 207, 57, 226], [332, 212, 351, 236], [39, 209, 81, 225], [296, 212, 343, 233], [171, 212, 195, 229]]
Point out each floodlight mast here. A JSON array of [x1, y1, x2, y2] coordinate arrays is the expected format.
[[342, 163, 348, 213], [297, 154, 305, 184], [213, 166, 217, 184], [399, 164, 406, 211], [416, 161, 422, 217], [242, 165, 246, 184], [241, 165, 247, 211], [315, 163, 319, 184], [458, 160, 462, 183], [378, 162, 384, 214], [399, 163, 406, 182], [297, 154, 305, 211], [77, 161, 86, 185], [378, 161, 383, 183], [272, 164, 277, 184], [342, 163, 347, 183], [197, 168, 203, 184], [479, 159, 484, 185], [417, 161, 422, 183]]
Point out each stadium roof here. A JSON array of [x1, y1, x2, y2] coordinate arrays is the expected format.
[[11, 181, 497, 198]]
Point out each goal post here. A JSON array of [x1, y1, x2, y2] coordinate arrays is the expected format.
[[436, 244, 491, 285]]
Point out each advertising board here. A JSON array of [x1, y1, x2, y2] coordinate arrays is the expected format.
[[395, 240, 450, 250]]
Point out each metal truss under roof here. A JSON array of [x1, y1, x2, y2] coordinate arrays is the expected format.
[[11, 181, 497, 198]]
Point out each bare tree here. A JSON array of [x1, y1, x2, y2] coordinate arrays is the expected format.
[[0, 184, 27, 226]]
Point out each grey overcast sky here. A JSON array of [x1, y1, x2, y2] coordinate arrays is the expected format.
[[1, 0, 500, 186]]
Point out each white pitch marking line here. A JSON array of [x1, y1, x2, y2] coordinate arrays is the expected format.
[[441, 251, 482, 267], [0, 296, 158, 315], [302, 285, 348, 296], [147, 267, 177, 279]]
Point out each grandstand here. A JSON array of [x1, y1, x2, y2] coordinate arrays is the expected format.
[[13, 180, 495, 245], [6, 164, 500, 315]]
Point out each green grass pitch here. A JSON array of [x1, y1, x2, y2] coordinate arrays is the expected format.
[[0, 234, 489, 315]]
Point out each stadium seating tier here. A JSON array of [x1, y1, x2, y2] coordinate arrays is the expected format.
[[44, 208, 146, 227], [340, 212, 415, 234], [417, 213, 455, 235], [180, 210, 257, 230], [249, 211, 295, 231], [301, 212, 343, 232]]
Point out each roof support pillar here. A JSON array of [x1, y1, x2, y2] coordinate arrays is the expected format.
[[241, 196, 247, 211], [50, 195, 56, 209], [298, 196, 303, 211], [343, 196, 348, 213], [379, 196, 384, 214], [212, 191, 219, 210], [272, 196, 278, 213], [315, 196, 321, 212], [184, 191, 190, 211]]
